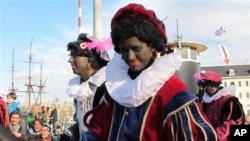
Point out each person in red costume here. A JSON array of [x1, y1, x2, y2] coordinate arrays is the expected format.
[[194, 70, 245, 141], [0, 96, 8, 128], [82, 3, 217, 141]]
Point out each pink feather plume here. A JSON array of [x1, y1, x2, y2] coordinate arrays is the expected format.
[[86, 37, 113, 53], [193, 72, 203, 82]]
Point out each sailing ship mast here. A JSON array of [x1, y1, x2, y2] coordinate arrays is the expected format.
[[36, 61, 48, 106], [23, 39, 39, 109], [16, 38, 48, 109], [9, 47, 18, 92]]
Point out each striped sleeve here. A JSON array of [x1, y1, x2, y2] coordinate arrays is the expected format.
[[163, 91, 217, 141]]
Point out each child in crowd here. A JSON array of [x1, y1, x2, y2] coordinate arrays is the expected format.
[[26, 103, 47, 129], [42, 105, 51, 121], [6, 92, 22, 114]]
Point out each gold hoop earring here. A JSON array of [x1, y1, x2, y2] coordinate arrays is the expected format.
[[152, 50, 159, 59]]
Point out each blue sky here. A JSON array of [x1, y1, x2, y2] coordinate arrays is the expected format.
[[0, 0, 249, 103]]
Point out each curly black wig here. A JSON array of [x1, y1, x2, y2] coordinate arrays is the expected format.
[[111, 4, 167, 54], [67, 41, 108, 70]]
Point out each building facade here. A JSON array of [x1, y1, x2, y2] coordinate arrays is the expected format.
[[166, 41, 250, 117]]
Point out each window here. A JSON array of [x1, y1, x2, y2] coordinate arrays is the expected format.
[[190, 48, 197, 60], [181, 47, 188, 59], [247, 92, 250, 99], [246, 81, 249, 86], [224, 82, 227, 87], [229, 69, 235, 76], [239, 93, 242, 98], [238, 81, 241, 87], [230, 82, 235, 86]]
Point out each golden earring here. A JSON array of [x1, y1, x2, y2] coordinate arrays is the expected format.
[[152, 50, 159, 59]]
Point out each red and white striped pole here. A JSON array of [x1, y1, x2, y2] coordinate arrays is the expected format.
[[78, 0, 82, 34]]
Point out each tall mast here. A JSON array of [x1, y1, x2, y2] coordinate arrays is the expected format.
[[36, 61, 47, 106], [23, 38, 39, 109], [9, 47, 18, 92]]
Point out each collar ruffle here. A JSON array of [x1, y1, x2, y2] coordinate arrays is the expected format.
[[203, 85, 236, 103], [66, 67, 106, 101], [105, 52, 182, 107]]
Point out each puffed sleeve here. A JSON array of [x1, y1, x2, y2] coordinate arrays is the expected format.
[[82, 94, 114, 141], [163, 92, 218, 141], [216, 97, 245, 140]]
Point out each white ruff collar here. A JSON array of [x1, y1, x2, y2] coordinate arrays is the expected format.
[[105, 52, 182, 107], [203, 85, 236, 103], [67, 67, 106, 101]]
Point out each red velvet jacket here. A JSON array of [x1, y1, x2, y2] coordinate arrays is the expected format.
[[83, 76, 217, 141]]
